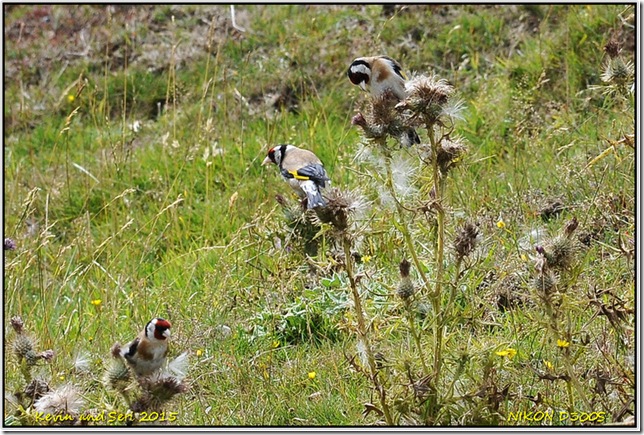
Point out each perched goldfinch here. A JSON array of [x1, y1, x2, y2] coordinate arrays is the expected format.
[[262, 144, 330, 209], [347, 55, 420, 147], [120, 318, 171, 377], [347, 55, 408, 101]]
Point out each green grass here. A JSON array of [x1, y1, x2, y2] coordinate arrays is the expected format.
[[4, 4, 635, 427]]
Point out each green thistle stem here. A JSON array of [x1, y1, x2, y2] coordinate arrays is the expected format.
[[19, 360, 32, 384], [342, 235, 393, 425], [405, 301, 428, 373], [427, 123, 446, 405]]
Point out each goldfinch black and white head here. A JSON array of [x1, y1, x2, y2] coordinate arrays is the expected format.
[[348, 56, 420, 147], [262, 144, 330, 209], [120, 317, 171, 377], [347, 55, 408, 101]]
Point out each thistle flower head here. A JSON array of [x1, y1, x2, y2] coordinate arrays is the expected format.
[[601, 57, 634, 89], [355, 94, 416, 148], [437, 138, 468, 175], [133, 373, 188, 412], [313, 188, 368, 233], [454, 221, 480, 259], [399, 259, 411, 278], [603, 39, 621, 58], [10, 316, 24, 334], [4, 237, 16, 250], [40, 349, 55, 362], [34, 384, 84, 419], [401, 74, 454, 124]]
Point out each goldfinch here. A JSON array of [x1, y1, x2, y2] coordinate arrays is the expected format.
[[120, 318, 171, 377], [347, 55, 408, 101], [347, 55, 420, 147], [262, 144, 330, 209]]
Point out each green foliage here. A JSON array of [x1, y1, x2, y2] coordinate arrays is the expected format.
[[250, 285, 348, 345]]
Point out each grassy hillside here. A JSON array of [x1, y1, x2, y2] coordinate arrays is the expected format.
[[4, 4, 635, 427]]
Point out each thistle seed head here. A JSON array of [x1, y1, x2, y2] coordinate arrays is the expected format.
[[402, 74, 454, 124], [314, 188, 367, 233], [437, 139, 468, 175], [454, 221, 480, 259], [24, 378, 51, 402], [34, 384, 84, 420]]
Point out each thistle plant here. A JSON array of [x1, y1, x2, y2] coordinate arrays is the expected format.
[[352, 70, 468, 423], [530, 217, 590, 410], [9, 316, 55, 385]]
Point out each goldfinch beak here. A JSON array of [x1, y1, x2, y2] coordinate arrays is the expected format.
[[262, 156, 272, 166], [163, 329, 171, 338], [359, 82, 367, 92]]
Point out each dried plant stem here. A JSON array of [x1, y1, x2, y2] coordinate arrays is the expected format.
[[342, 235, 393, 425]]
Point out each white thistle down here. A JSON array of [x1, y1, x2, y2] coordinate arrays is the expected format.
[[34, 384, 84, 418], [166, 351, 189, 381]]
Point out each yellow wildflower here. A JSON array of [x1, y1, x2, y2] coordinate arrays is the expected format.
[[496, 220, 506, 229], [308, 371, 316, 380], [495, 348, 517, 359], [271, 340, 280, 349], [362, 255, 372, 263], [196, 349, 203, 357], [90, 299, 102, 306], [544, 360, 554, 371], [557, 339, 570, 348], [67, 94, 75, 103]]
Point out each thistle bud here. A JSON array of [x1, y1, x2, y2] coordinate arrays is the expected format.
[[532, 270, 558, 295], [12, 334, 35, 362], [104, 356, 131, 392], [397, 259, 415, 300], [545, 234, 576, 270]]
